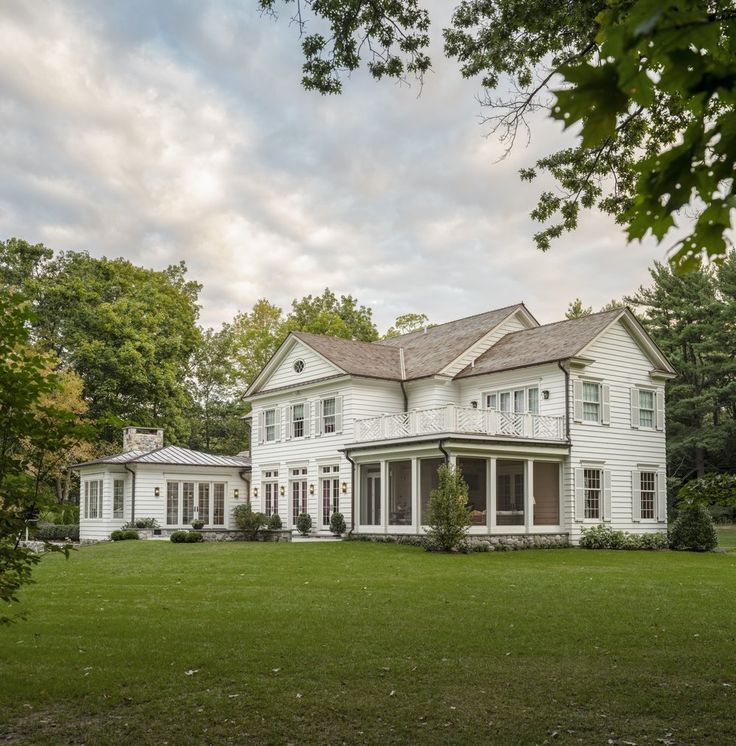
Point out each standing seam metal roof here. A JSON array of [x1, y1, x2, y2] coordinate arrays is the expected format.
[[72, 445, 251, 469]]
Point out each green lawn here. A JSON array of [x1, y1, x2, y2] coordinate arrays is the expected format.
[[1, 543, 735, 745], [717, 524, 736, 549]]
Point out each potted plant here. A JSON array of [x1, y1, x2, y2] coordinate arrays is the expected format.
[[191, 519, 205, 530]]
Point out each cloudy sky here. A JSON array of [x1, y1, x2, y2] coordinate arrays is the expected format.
[[0, 0, 668, 332]]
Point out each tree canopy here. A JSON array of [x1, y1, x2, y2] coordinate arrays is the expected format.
[[261, 0, 736, 268]]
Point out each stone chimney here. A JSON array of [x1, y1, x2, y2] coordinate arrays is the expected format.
[[123, 427, 164, 453]]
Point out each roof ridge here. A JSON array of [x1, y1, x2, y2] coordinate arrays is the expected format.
[[495, 307, 623, 340], [375, 303, 523, 345]]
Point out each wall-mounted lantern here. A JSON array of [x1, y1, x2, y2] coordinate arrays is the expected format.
[[253, 487, 258, 498], [470, 400, 478, 409], [234, 488, 239, 499], [309, 484, 315, 495], [280, 485, 285, 496], [154, 487, 160, 497], [542, 390, 550, 400], [341, 482, 347, 494]]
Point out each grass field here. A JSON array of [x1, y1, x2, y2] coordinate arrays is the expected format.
[[717, 524, 736, 549], [1, 542, 735, 745]]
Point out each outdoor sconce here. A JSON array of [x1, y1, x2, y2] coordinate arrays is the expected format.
[[280, 485, 285, 496], [154, 487, 160, 497], [341, 482, 347, 494], [309, 484, 315, 495], [542, 390, 550, 400], [234, 488, 239, 499], [253, 487, 258, 498], [470, 401, 478, 409]]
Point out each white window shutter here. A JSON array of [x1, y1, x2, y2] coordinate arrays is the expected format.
[[601, 384, 611, 425], [657, 471, 667, 522], [603, 470, 612, 521], [285, 405, 292, 441], [99, 480, 104, 518], [632, 470, 641, 522], [258, 411, 264, 445], [304, 401, 311, 438], [335, 394, 343, 433], [630, 387, 640, 428], [315, 400, 322, 437], [573, 380, 583, 423], [655, 390, 665, 431], [574, 468, 585, 521], [84, 481, 89, 519], [275, 408, 282, 441]]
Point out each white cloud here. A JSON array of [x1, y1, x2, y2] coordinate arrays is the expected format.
[[0, 0, 667, 332]]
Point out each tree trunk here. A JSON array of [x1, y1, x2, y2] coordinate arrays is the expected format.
[[695, 446, 705, 477]]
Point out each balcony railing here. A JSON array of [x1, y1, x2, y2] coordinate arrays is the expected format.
[[353, 405, 566, 443]]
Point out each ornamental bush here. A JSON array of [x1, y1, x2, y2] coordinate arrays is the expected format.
[[185, 531, 204, 543], [329, 511, 346, 536], [425, 464, 472, 552], [34, 524, 80, 542], [121, 529, 139, 540], [122, 517, 159, 530], [669, 504, 718, 552], [296, 512, 312, 536], [170, 530, 188, 543], [580, 524, 668, 550], [233, 503, 267, 540], [268, 513, 283, 530], [110, 530, 124, 542]]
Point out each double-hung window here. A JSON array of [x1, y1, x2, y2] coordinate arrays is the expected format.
[[321, 397, 336, 434], [584, 468, 601, 519], [263, 470, 279, 517], [582, 382, 601, 423], [640, 471, 656, 520], [638, 390, 655, 428], [83, 479, 104, 519], [113, 479, 125, 518], [485, 386, 540, 414], [264, 409, 276, 442], [291, 403, 305, 439]]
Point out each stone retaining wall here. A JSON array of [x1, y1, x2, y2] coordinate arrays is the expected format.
[[350, 532, 569, 550], [134, 528, 292, 542]]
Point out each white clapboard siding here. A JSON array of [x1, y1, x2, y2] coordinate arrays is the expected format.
[[568, 319, 668, 542], [263, 340, 342, 391]]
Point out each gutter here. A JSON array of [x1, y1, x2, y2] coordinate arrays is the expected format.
[[438, 438, 449, 465], [557, 360, 571, 441], [124, 464, 136, 523], [343, 450, 357, 535]]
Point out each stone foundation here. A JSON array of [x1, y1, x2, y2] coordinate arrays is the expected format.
[[134, 527, 292, 542], [350, 532, 569, 550]]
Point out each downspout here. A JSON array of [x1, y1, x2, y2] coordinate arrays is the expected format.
[[239, 469, 251, 504], [124, 464, 136, 523], [557, 360, 571, 441], [399, 348, 408, 412], [344, 449, 356, 536], [400, 381, 408, 412], [438, 438, 449, 465]]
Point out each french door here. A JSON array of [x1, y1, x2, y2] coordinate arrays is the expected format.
[[321, 465, 340, 527], [167, 480, 226, 526], [291, 467, 308, 527]]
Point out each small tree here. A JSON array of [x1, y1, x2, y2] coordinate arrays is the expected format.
[[268, 513, 282, 530], [329, 511, 346, 536], [425, 464, 472, 552], [233, 503, 267, 541], [669, 504, 718, 552], [296, 513, 312, 536]]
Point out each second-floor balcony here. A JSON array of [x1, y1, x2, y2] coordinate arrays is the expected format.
[[354, 405, 566, 443]]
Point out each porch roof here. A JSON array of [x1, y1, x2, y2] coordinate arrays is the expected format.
[[71, 446, 251, 469]]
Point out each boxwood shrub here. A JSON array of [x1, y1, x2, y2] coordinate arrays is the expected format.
[[669, 504, 718, 551], [170, 530, 204, 543], [580, 524, 668, 550], [35, 524, 80, 542]]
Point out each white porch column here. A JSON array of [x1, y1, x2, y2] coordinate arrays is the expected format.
[[489, 457, 497, 532], [525, 460, 534, 533], [380, 460, 388, 534], [411, 457, 419, 534]]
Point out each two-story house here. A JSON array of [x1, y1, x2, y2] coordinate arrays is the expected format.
[[246, 303, 675, 544]]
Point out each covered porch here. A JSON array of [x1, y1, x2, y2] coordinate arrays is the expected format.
[[345, 438, 569, 537]]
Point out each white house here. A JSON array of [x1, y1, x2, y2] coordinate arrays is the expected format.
[[74, 427, 251, 541], [246, 304, 676, 544]]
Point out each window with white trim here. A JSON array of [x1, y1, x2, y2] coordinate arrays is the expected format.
[[264, 408, 276, 442], [290, 467, 308, 524], [638, 390, 655, 428], [584, 468, 601, 519], [321, 397, 336, 434], [113, 479, 124, 518], [484, 386, 540, 414], [263, 470, 279, 517], [582, 382, 601, 423], [320, 465, 340, 526], [83, 479, 104, 519], [291, 403, 305, 439], [640, 471, 656, 519]]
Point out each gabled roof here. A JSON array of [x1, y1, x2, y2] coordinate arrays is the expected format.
[[290, 332, 402, 379], [455, 308, 649, 378], [72, 446, 251, 469], [378, 304, 527, 379]]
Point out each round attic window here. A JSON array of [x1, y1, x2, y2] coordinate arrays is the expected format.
[[293, 359, 305, 374]]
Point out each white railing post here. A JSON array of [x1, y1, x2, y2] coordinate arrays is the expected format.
[[409, 409, 416, 436], [524, 413, 533, 438], [445, 403, 456, 432]]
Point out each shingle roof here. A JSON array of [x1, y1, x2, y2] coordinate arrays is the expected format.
[[72, 446, 251, 469], [378, 304, 525, 379], [455, 309, 622, 378], [291, 332, 402, 379]]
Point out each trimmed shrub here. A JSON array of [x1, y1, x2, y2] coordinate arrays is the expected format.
[[233, 503, 267, 540], [580, 524, 669, 550], [191, 519, 205, 530], [329, 511, 346, 536], [268, 513, 283, 530], [122, 529, 140, 540], [170, 530, 189, 543], [122, 517, 159, 529], [110, 530, 124, 542], [425, 464, 472, 552], [669, 504, 718, 551], [296, 512, 312, 536], [185, 531, 204, 543], [35, 524, 80, 542]]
